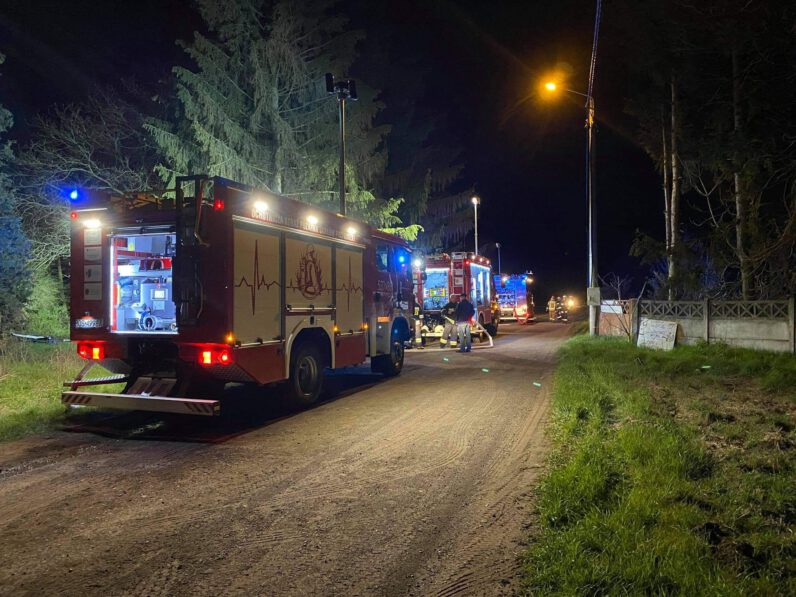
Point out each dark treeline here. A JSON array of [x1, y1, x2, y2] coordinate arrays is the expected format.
[[609, 0, 796, 300], [1, 0, 794, 336], [0, 0, 472, 335]]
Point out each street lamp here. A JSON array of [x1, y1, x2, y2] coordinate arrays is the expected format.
[[543, 81, 598, 336], [471, 195, 480, 255], [326, 73, 358, 216]]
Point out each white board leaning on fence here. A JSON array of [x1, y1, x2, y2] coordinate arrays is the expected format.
[[637, 318, 678, 351]]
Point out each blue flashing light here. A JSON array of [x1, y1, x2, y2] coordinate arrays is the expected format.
[[69, 189, 79, 201], [398, 255, 405, 264]]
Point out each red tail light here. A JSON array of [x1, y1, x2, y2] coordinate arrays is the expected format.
[[77, 342, 104, 360], [198, 347, 233, 366], [213, 199, 225, 211]]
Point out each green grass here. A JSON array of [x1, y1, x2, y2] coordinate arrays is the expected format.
[[0, 341, 95, 441], [524, 337, 796, 595]]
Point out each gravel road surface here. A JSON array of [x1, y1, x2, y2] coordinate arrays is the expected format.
[[0, 320, 572, 596]]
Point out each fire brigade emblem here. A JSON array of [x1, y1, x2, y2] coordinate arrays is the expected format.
[[296, 245, 324, 299]]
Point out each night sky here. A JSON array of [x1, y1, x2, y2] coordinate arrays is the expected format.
[[0, 0, 662, 302]]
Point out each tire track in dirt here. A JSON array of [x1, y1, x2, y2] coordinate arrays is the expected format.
[[427, 388, 551, 596], [0, 321, 572, 596]]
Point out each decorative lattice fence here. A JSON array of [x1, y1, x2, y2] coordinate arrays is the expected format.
[[628, 298, 796, 353]]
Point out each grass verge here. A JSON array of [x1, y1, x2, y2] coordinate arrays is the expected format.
[[0, 341, 124, 442], [524, 336, 796, 595], [0, 342, 83, 441]]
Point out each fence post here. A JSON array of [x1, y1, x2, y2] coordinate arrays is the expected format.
[[789, 296, 795, 354], [704, 298, 710, 344], [632, 299, 641, 344]]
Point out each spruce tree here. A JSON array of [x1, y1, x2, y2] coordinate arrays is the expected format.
[[148, 0, 406, 231]]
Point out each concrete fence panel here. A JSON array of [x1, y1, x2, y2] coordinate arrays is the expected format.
[[635, 298, 795, 353]]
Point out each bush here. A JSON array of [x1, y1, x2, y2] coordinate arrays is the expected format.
[[23, 270, 69, 337]]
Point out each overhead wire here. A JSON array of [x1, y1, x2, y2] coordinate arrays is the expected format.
[[586, 0, 602, 103]]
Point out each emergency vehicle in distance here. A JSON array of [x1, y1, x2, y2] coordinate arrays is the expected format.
[[494, 273, 535, 324], [62, 175, 415, 416], [414, 252, 500, 341]]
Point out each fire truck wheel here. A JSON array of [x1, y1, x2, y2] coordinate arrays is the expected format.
[[288, 343, 325, 406], [372, 339, 404, 377], [485, 318, 498, 336]]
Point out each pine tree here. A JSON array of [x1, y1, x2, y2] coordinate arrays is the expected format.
[[148, 0, 407, 231], [383, 118, 474, 252], [371, 65, 473, 252], [0, 53, 31, 334]]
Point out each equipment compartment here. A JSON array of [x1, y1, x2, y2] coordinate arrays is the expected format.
[[110, 232, 177, 334]]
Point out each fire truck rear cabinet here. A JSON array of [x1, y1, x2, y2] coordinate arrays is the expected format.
[[494, 274, 535, 323], [64, 176, 414, 416], [416, 252, 499, 340]]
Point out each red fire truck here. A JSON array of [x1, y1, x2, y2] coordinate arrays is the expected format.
[[62, 176, 416, 416], [494, 273, 536, 324], [415, 252, 500, 341]]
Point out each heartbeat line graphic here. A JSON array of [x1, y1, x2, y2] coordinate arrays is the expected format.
[[235, 239, 280, 316], [236, 240, 363, 315], [335, 255, 363, 311]]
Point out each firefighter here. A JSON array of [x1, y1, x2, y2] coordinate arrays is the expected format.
[[456, 294, 475, 353], [548, 295, 557, 321], [439, 294, 460, 349]]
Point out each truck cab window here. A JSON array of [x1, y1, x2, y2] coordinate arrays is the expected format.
[[376, 245, 389, 271]]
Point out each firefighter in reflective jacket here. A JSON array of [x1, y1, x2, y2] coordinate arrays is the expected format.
[[439, 294, 460, 348]]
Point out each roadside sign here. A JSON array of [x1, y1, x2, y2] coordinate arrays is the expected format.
[[637, 319, 678, 350]]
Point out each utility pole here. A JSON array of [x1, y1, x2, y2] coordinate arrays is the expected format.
[[586, 95, 599, 336], [326, 73, 358, 216]]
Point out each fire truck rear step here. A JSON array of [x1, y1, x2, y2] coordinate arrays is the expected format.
[[63, 374, 129, 388], [61, 391, 220, 416]]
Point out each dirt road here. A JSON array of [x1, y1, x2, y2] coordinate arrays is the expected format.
[[0, 321, 571, 596]]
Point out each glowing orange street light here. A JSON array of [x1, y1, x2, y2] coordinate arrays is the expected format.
[[544, 81, 557, 91]]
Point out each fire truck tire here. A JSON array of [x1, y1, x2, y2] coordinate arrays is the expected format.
[[485, 318, 498, 336], [372, 338, 404, 377], [287, 343, 325, 406]]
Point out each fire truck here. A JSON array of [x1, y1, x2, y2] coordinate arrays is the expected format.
[[414, 252, 500, 341], [62, 176, 416, 416], [494, 273, 535, 324]]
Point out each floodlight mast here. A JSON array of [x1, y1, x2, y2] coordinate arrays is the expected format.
[[326, 73, 358, 216]]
